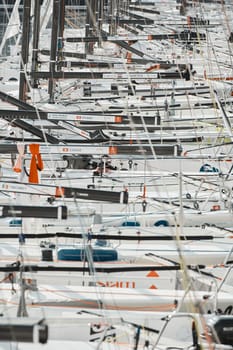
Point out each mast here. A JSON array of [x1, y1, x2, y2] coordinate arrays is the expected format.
[[57, 0, 65, 71], [48, 0, 60, 103], [109, 0, 117, 35], [19, 0, 31, 102], [97, 0, 103, 36], [30, 0, 41, 88], [85, 0, 97, 54]]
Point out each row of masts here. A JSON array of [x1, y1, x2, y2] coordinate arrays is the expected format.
[[18, 0, 132, 103]]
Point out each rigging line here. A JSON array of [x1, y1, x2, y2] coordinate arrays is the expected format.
[[170, 172, 222, 192], [217, 265, 233, 293], [152, 197, 195, 210], [207, 32, 223, 81], [213, 89, 233, 141], [184, 139, 233, 153], [204, 223, 233, 236]]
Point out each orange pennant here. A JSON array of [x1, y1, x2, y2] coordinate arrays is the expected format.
[[146, 270, 159, 277], [55, 187, 65, 197], [149, 285, 157, 289]]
